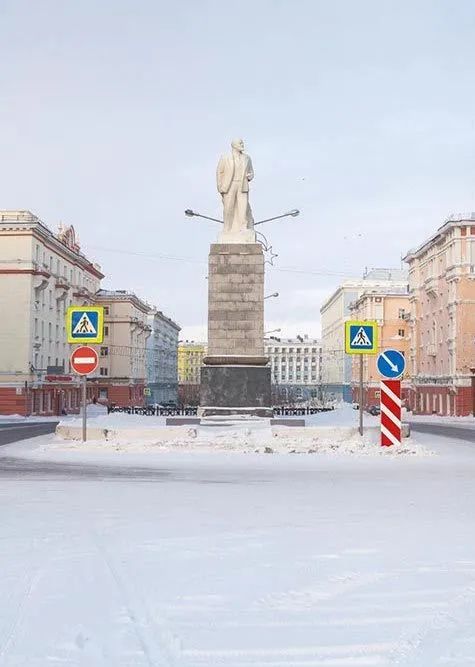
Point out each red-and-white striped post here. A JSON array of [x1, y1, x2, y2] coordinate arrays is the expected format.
[[380, 380, 401, 446]]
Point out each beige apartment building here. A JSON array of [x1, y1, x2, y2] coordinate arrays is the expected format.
[[320, 269, 408, 402], [349, 289, 411, 406], [94, 290, 152, 406], [177, 341, 207, 405], [404, 214, 475, 416], [0, 210, 103, 415]]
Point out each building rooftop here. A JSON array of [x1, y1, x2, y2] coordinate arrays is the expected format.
[[320, 269, 408, 314], [0, 209, 104, 278], [96, 289, 151, 313], [404, 214, 475, 261]]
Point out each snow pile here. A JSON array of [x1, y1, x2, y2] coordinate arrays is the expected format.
[[48, 424, 432, 457]]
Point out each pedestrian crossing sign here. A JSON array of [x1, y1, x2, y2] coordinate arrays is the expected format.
[[345, 320, 378, 355], [66, 306, 104, 344]]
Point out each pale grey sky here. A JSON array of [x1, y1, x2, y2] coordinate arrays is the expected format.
[[1, 0, 474, 339]]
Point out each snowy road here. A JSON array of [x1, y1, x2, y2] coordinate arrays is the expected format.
[[408, 420, 475, 443], [0, 421, 58, 446], [1, 430, 475, 666]]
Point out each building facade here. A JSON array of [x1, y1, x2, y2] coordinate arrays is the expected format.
[[146, 310, 181, 405], [320, 269, 408, 402], [349, 289, 411, 406], [265, 335, 322, 403], [0, 210, 103, 415], [404, 215, 475, 416], [94, 290, 151, 407], [177, 341, 207, 405]]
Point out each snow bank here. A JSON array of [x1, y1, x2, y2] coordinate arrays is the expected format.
[[49, 423, 432, 457]]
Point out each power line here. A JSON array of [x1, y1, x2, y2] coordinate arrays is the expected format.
[[87, 244, 358, 279]]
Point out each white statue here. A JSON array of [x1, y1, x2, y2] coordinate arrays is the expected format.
[[216, 139, 256, 243]]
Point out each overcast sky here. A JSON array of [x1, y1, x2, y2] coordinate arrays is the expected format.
[[1, 0, 474, 340]]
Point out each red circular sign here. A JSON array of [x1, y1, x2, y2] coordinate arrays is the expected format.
[[70, 345, 99, 375]]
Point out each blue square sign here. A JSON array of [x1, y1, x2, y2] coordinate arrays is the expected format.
[[345, 320, 378, 355], [66, 307, 104, 344]]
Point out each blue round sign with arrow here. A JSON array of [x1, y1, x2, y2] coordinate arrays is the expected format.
[[377, 349, 406, 379]]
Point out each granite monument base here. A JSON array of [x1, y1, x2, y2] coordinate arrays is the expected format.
[[199, 365, 272, 418]]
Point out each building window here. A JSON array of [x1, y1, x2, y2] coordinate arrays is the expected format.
[[104, 306, 110, 315], [100, 347, 109, 357], [104, 326, 109, 336], [99, 388, 108, 399], [100, 367, 108, 376], [398, 329, 405, 337], [398, 308, 406, 319]]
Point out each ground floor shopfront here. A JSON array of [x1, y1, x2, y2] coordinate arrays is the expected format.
[[0, 380, 99, 417], [406, 382, 474, 417], [350, 379, 474, 417], [96, 379, 146, 408]]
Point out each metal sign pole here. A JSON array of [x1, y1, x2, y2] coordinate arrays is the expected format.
[[82, 375, 87, 442], [359, 355, 364, 436]]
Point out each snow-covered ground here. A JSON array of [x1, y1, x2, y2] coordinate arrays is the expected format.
[[45, 403, 430, 457], [0, 406, 474, 665]]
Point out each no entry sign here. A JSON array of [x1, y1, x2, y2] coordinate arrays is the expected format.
[[70, 346, 98, 376]]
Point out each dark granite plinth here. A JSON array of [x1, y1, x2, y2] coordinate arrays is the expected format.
[[200, 365, 272, 417]]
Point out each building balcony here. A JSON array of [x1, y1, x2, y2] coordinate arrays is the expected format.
[[423, 276, 439, 296], [55, 277, 70, 290]]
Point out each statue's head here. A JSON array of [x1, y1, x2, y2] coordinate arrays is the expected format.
[[231, 138, 245, 153]]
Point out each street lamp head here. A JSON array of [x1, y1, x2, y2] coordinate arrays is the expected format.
[[289, 209, 300, 217], [184, 209, 195, 217]]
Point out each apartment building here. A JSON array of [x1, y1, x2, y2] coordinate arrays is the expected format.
[[0, 210, 103, 415], [94, 290, 151, 406], [404, 214, 475, 416], [320, 269, 408, 402], [177, 341, 207, 405], [146, 309, 181, 405], [264, 335, 322, 402], [349, 289, 411, 406]]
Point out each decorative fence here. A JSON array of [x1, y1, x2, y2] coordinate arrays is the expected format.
[[106, 405, 335, 417]]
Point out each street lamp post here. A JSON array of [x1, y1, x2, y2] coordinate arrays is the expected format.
[[184, 209, 299, 226], [264, 292, 279, 300], [265, 328, 281, 336]]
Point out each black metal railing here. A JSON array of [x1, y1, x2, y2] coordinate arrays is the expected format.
[[272, 406, 334, 416], [106, 405, 334, 417]]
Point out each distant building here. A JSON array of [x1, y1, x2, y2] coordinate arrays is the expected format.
[[0, 210, 104, 415], [146, 310, 181, 405], [349, 289, 411, 406], [320, 269, 408, 402], [404, 214, 475, 416], [94, 290, 152, 406], [265, 335, 322, 403], [177, 341, 207, 405]]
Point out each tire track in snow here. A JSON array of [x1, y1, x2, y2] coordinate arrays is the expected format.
[[0, 566, 42, 663], [253, 569, 389, 611], [388, 577, 475, 664], [92, 531, 185, 667]]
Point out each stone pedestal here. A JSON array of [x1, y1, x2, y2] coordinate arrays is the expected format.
[[200, 366, 272, 417], [200, 243, 272, 416]]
